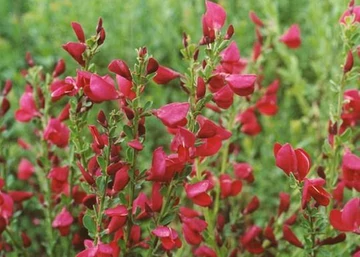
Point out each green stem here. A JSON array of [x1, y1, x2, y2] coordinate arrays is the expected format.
[[328, 73, 347, 188]]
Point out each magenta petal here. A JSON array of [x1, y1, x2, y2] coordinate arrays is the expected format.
[[226, 74, 257, 96], [86, 74, 119, 103], [154, 102, 189, 128], [153, 65, 180, 85], [204, 1, 226, 30]]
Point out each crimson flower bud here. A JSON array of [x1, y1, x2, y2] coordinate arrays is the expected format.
[[193, 49, 200, 61], [196, 77, 206, 100], [128, 139, 143, 151], [71, 22, 85, 43], [153, 65, 180, 85], [97, 28, 106, 45], [182, 32, 188, 48], [146, 57, 159, 75], [82, 194, 97, 209], [62, 42, 86, 67], [25, 52, 35, 67], [2, 80, 12, 96], [138, 47, 147, 58], [243, 196, 260, 215], [278, 192, 290, 216], [21, 232, 31, 248], [282, 225, 303, 248], [318, 233, 346, 246], [52, 59, 66, 77], [249, 11, 264, 27], [225, 25, 234, 40], [97, 110, 108, 128], [344, 50, 354, 73], [88, 125, 104, 149], [108, 59, 132, 81], [96, 17, 103, 34]]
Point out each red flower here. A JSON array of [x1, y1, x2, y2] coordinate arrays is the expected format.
[[195, 136, 222, 157], [52, 208, 73, 236], [62, 42, 86, 66], [15, 92, 39, 122], [342, 89, 360, 129], [152, 226, 182, 250], [302, 178, 331, 209], [225, 74, 257, 96], [8, 191, 33, 203], [243, 196, 260, 215], [279, 24, 301, 49], [153, 102, 189, 128], [340, 6, 360, 24], [76, 240, 116, 257], [44, 118, 70, 148], [201, 0, 226, 44], [283, 225, 303, 248], [71, 22, 85, 43], [52, 59, 66, 77], [48, 166, 69, 194], [219, 174, 242, 198], [128, 139, 143, 151], [85, 74, 120, 103], [273, 143, 311, 181], [150, 182, 163, 213], [108, 59, 132, 81], [147, 147, 174, 183], [196, 115, 231, 140], [213, 85, 234, 109], [330, 197, 360, 233], [170, 127, 196, 161], [112, 165, 130, 193], [0, 192, 14, 221], [249, 11, 264, 27], [185, 180, 213, 207], [153, 65, 180, 85], [278, 192, 290, 216], [17, 158, 34, 180], [180, 208, 207, 245], [237, 108, 261, 136], [240, 226, 264, 254], [194, 245, 217, 257], [218, 42, 247, 74], [50, 79, 78, 101], [233, 162, 254, 183], [132, 193, 151, 220], [104, 205, 128, 234], [341, 150, 360, 192]]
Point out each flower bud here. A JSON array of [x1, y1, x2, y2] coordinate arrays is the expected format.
[[97, 110, 108, 128], [343, 50, 354, 73], [225, 25, 234, 40], [146, 57, 159, 75], [53, 59, 66, 77]]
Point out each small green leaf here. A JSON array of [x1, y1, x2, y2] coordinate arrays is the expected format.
[[339, 128, 352, 142], [83, 214, 96, 237], [123, 125, 133, 138], [97, 156, 107, 172], [160, 212, 176, 225]]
